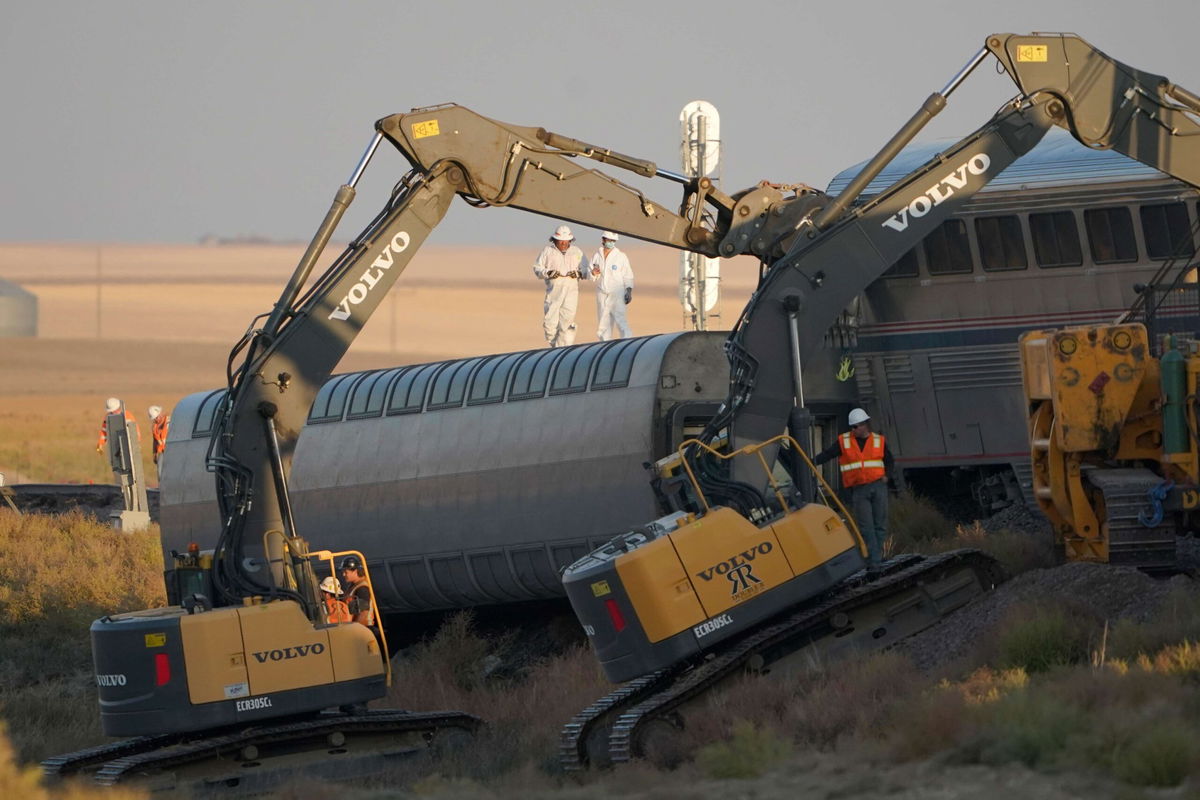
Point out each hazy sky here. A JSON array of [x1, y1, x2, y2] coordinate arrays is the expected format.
[[3, 0, 1197, 247]]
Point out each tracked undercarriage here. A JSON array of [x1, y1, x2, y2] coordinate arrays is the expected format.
[[560, 550, 1003, 770], [42, 708, 481, 794]]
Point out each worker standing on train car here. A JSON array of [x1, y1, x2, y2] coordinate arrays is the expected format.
[[812, 408, 906, 568], [589, 231, 634, 341], [533, 224, 587, 348]]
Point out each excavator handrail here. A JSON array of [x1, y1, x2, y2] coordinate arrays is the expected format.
[[675, 434, 867, 558]]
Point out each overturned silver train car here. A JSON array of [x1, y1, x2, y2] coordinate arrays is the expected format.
[[159, 332, 729, 614]]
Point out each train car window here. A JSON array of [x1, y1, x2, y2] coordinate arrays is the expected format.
[[509, 349, 564, 400], [975, 215, 1028, 271], [1086, 207, 1137, 264], [1084, 207, 1138, 264], [590, 340, 629, 387], [922, 219, 972, 275], [346, 370, 387, 419], [428, 358, 482, 410], [592, 336, 649, 390], [1141, 202, 1196, 260], [550, 348, 585, 394], [468, 353, 521, 405], [1030, 211, 1083, 268], [551, 343, 604, 395], [386, 363, 436, 415], [309, 374, 360, 423], [882, 247, 919, 278], [365, 368, 405, 417], [507, 352, 541, 399], [192, 390, 227, 438]]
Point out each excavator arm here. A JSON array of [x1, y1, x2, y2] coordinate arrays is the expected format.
[[712, 32, 1200, 499], [206, 104, 824, 607]]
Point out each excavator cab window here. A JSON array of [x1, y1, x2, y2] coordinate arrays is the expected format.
[[166, 546, 214, 609]]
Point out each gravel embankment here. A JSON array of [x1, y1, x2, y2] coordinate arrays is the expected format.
[[898, 502, 1198, 673]]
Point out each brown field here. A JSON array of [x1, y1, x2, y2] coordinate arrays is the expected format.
[[0, 241, 756, 484]]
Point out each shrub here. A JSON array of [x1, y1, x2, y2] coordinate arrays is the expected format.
[[973, 689, 1088, 767], [887, 494, 958, 552], [1110, 720, 1200, 787], [952, 522, 1058, 576], [695, 720, 790, 779], [996, 605, 1096, 673], [887, 667, 1027, 761], [1109, 585, 1200, 661]]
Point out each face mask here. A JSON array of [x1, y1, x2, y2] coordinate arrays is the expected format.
[[602, 241, 614, 249]]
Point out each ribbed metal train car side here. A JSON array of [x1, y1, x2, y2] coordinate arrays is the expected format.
[[819, 129, 1200, 508], [159, 332, 729, 613]]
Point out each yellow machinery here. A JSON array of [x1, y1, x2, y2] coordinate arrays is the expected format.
[[1020, 323, 1197, 568], [564, 436, 870, 682]]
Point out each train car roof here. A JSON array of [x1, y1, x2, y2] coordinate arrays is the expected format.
[[826, 127, 1169, 198]]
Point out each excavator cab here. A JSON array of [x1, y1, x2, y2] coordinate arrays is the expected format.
[[563, 436, 866, 682], [92, 546, 389, 737]]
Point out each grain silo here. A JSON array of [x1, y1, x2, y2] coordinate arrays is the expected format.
[[0, 278, 37, 336]]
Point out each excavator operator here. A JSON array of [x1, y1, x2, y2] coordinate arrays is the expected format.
[[339, 555, 374, 627]]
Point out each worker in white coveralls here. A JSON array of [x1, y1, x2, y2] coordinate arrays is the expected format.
[[532, 224, 587, 347], [589, 231, 634, 341]]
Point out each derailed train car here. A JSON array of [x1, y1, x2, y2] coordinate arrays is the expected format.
[[160, 332, 729, 614]]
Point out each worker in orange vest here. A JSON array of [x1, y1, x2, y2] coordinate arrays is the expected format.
[[319, 576, 352, 624], [812, 408, 906, 568], [96, 397, 139, 453], [148, 405, 170, 466]]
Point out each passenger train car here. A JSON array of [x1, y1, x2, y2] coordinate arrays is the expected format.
[[822, 128, 1200, 509], [160, 332, 730, 614]]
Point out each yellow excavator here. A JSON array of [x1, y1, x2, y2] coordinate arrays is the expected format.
[[559, 32, 1200, 768], [41, 31, 1199, 786]]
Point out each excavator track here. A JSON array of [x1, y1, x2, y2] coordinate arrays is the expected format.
[[1087, 468, 1178, 571], [560, 550, 1002, 770], [42, 709, 481, 792]]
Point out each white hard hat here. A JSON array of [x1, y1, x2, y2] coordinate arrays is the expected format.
[[552, 225, 574, 241], [105, 397, 121, 413], [848, 408, 871, 426], [148, 405, 163, 419], [601, 231, 618, 242], [319, 576, 342, 594]]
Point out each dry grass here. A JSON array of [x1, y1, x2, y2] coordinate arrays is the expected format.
[[0, 722, 145, 800], [2, 509, 1199, 793], [0, 511, 165, 761], [887, 495, 1059, 577]]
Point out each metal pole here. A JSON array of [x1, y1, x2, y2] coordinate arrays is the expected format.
[[95, 247, 102, 339], [697, 115, 708, 332]]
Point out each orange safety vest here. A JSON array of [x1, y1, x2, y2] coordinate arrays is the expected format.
[[97, 412, 139, 449], [151, 415, 170, 459], [323, 596, 352, 624], [838, 432, 886, 488]]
